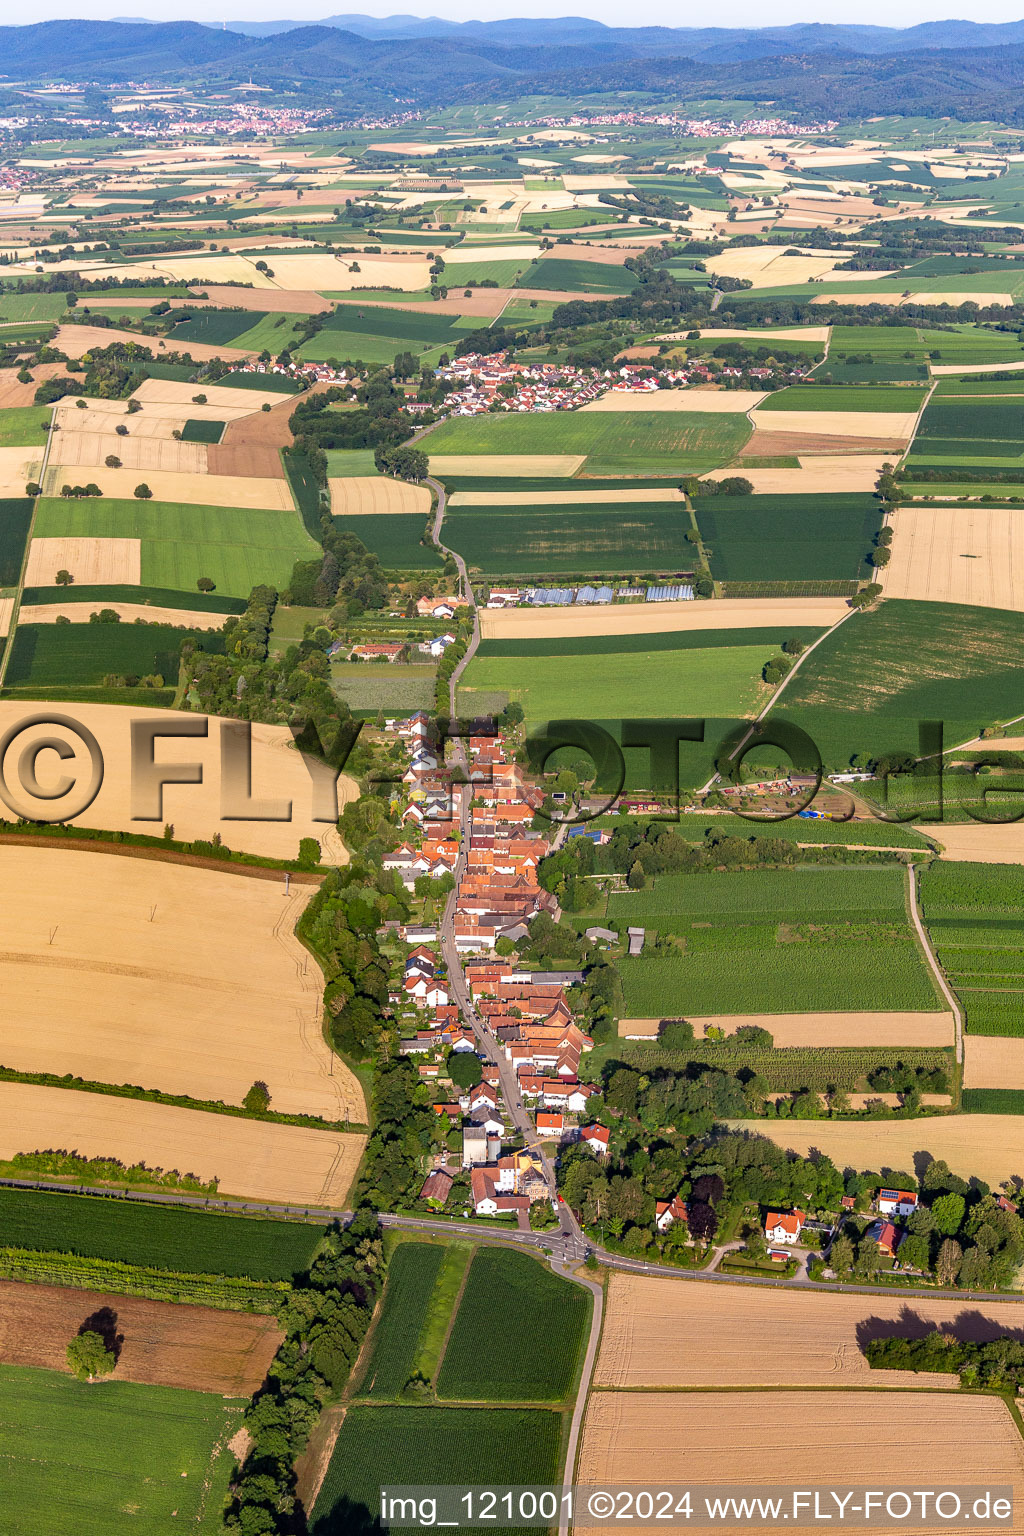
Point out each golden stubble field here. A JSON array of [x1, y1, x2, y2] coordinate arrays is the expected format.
[[885, 505, 1024, 612], [479, 596, 848, 641], [0, 846, 365, 1122], [328, 476, 431, 516], [41, 463, 297, 511], [575, 1392, 1024, 1536], [0, 1081, 365, 1204], [595, 1273, 1024, 1388], [726, 1117, 1024, 1187], [618, 1010, 954, 1046], [0, 701, 355, 862], [963, 1034, 1024, 1090], [19, 601, 230, 628], [24, 535, 141, 586]]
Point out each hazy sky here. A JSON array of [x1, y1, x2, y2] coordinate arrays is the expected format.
[[7, 0, 1024, 27]]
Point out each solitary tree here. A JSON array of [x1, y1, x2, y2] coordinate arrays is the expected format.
[[55, 569, 74, 586], [134, 483, 152, 500], [67, 1330, 116, 1382], [196, 576, 215, 592], [243, 1080, 271, 1114], [25, 481, 41, 497], [104, 454, 121, 468]]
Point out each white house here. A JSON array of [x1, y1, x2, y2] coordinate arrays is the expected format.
[[655, 1196, 688, 1233], [580, 1124, 610, 1156], [764, 1210, 806, 1245], [878, 1189, 918, 1219]]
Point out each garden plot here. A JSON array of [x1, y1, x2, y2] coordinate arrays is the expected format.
[[24, 536, 140, 586], [50, 433, 208, 473], [0, 848, 364, 1123], [884, 506, 1024, 612], [593, 1274, 1024, 1388], [41, 464, 296, 511], [328, 476, 431, 516], [0, 1082, 365, 1205], [576, 1392, 1024, 1536], [725, 1117, 1024, 1187]]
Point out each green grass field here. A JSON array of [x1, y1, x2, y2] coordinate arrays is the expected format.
[[0, 405, 51, 446], [0, 1188, 322, 1280], [0, 1365, 240, 1535], [32, 496, 319, 597], [427, 410, 750, 475], [4, 621, 224, 689], [311, 1406, 563, 1535], [610, 866, 940, 1016], [443, 504, 696, 575], [519, 256, 638, 293], [0, 498, 34, 586], [230, 311, 306, 353], [922, 862, 1024, 1037], [755, 385, 928, 412], [695, 492, 881, 582], [778, 600, 1024, 771], [325, 449, 380, 477], [437, 1249, 589, 1403], [169, 310, 254, 347], [180, 418, 225, 444], [330, 514, 442, 568], [0, 293, 68, 322], [461, 641, 773, 721]]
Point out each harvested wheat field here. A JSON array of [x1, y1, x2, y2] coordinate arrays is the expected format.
[[54, 323, 254, 364], [328, 476, 430, 516], [429, 453, 586, 477], [735, 455, 889, 493], [0, 597, 13, 637], [53, 404, 189, 438], [580, 390, 765, 414], [576, 1392, 1024, 1535], [0, 701, 355, 862], [662, 325, 831, 344], [18, 601, 229, 628], [618, 1010, 954, 1046], [751, 409, 920, 439], [480, 595, 847, 640], [0, 1280, 283, 1394], [261, 253, 432, 291], [450, 487, 687, 507], [40, 464, 296, 510], [934, 821, 1024, 864], [885, 505, 1024, 611], [595, 1273, 1024, 1389], [932, 361, 1024, 377], [0, 1082, 364, 1204], [0, 365, 65, 409], [726, 1116, 1024, 1187], [186, 284, 329, 314], [50, 432, 208, 473], [0, 847, 364, 1122], [130, 379, 292, 413], [739, 428, 907, 457], [24, 535, 140, 586], [964, 1035, 1024, 1091], [0, 447, 41, 497], [708, 250, 842, 287]]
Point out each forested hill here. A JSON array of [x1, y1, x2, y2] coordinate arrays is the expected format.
[[7, 15, 1024, 122]]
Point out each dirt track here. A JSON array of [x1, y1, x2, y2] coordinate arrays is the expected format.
[[0, 1280, 283, 1395]]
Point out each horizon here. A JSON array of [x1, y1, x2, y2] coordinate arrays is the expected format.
[[9, 2, 1024, 34]]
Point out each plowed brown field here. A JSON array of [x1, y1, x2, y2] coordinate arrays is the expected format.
[[0, 1280, 282, 1394]]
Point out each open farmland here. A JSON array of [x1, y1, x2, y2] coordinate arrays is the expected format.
[[884, 505, 1024, 612], [725, 1117, 1024, 1187], [576, 1392, 1024, 1536], [0, 1187, 322, 1281], [41, 464, 297, 510], [0, 1280, 282, 1394], [4, 619, 223, 693], [0, 848, 365, 1123], [609, 867, 940, 1016], [356, 1242, 447, 1398], [593, 1273, 1024, 1387], [329, 513, 443, 567], [0, 1365, 242, 1536], [442, 505, 697, 575], [777, 600, 1024, 770], [478, 596, 848, 640], [0, 702, 355, 861], [695, 492, 881, 582], [460, 634, 782, 721], [436, 1248, 590, 1403], [623, 1010, 954, 1045], [310, 1407, 563, 1535], [425, 410, 751, 475], [31, 496, 319, 597], [0, 1082, 365, 1205], [328, 475, 430, 516], [922, 862, 1024, 1037]]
